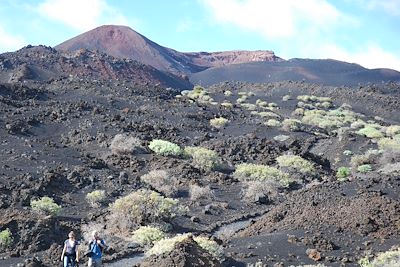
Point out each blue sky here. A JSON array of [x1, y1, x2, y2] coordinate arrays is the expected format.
[[1, 0, 399, 70]]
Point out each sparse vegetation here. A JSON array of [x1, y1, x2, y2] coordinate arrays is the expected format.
[[224, 90, 233, 96], [336, 167, 351, 181], [242, 180, 280, 203], [141, 170, 178, 197], [357, 125, 384, 139], [386, 125, 400, 137], [359, 248, 400, 267], [0, 229, 13, 250], [148, 139, 182, 156], [30, 196, 62, 216], [357, 164, 372, 173], [110, 134, 142, 155], [233, 163, 292, 187], [189, 184, 214, 201], [210, 117, 229, 128], [193, 236, 224, 260], [281, 118, 303, 132], [265, 119, 281, 127], [86, 190, 106, 207], [276, 154, 316, 176], [132, 226, 166, 246], [184, 146, 221, 171], [109, 189, 186, 230], [146, 234, 190, 257]]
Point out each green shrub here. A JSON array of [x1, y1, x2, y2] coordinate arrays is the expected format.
[[377, 137, 400, 151], [357, 164, 372, 173], [184, 146, 220, 171], [241, 103, 257, 110], [233, 163, 292, 187], [293, 108, 305, 116], [146, 234, 223, 261], [186, 85, 208, 101], [141, 170, 178, 197], [257, 111, 280, 118], [132, 226, 165, 246], [146, 234, 190, 256], [350, 119, 366, 129], [281, 119, 303, 132], [209, 117, 229, 128], [193, 236, 224, 260], [336, 167, 350, 181], [343, 150, 353, 156], [357, 125, 384, 139], [31, 197, 61, 216], [148, 139, 182, 156], [256, 99, 268, 107], [110, 189, 186, 228], [301, 108, 357, 130], [386, 125, 400, 137], [242, 180, 280, 203], [86, 190, 106, 208], [265, 119, 281, 127], [359, 248, 400, 267], [220, 102, 233, 108], [276, 155, 316, 176], [0, 229, 13, 250], [224, 90, 233, 96]]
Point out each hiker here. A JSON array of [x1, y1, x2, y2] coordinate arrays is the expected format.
[[87, 230, 107, 267], [61, 231, 79, 267]]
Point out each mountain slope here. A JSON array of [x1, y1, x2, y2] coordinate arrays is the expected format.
[[0, 45, 192, 89], [55, 25, 283, 74], [190, 59, 400, 87]]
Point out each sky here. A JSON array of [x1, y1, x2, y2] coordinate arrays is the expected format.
[[1, 0, 399, 71]]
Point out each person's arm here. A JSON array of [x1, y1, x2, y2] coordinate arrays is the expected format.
[[61, 244, 66, 261]]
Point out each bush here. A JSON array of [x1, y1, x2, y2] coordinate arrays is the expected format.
[[257, 111, 280, 118], [282, 95, 292, 101], [31, 197, 62, 216], [0, 229, 13, 250], [386, 125, 400, 137], [146, 234, 223, 261], [189, 184, 214, 201], [220, 102, 233, 108], [265, 119, 281, 127], [141, 170, 178, 197], [146, 234, 190, 256], [242, 180, 280, 203], [377, 137, 400, 151], [343, 150, 353, 156], [233, 163, 291, 187], [148, 139, 182, 156], [357, 126, 384, 139], [132, 226, 165, 246], [86, 190, 106, 208], [276, 155, 316, 176], [336, 167, 350, 181], [351, 150, 382, 169], [241, 103, 257, 110], [281, 119, 303, 132], [110, 134, 142, 155], [359, 248, 400, 267], [184, 146, 220, 171], [186, 85, 209, 102], [110, 189, 186, 230], [224, 90, 232, 96], [357, 164, 372, 173], [209, 117, 229, 128], [193, 236, 224, 260]]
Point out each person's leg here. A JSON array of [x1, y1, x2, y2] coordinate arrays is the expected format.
[[63, 256, 68, 267], [88, 258, 93, 267]]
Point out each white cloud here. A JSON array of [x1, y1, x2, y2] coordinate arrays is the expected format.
[[201, 0, 347, 39], [353, 0, 400, 16], [37, 0, 128, 31], [0, 25, 26, 52], [311, 43, 400, 71]]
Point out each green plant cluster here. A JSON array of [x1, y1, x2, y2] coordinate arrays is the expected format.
[[209, 117, 229, 128], [359, 248, 400, 267], [336, 167, 351, 181], [110, 189, 186, 225], [30, 196, 62, 216], [184, 146, 220, 171], [276, 155, 316, 176], [132, 226, 166, 246], [86, 190, 106, 208], [0, 229, 13, 250], [148, 139, 182, 156], [233, 163, 292, 187]]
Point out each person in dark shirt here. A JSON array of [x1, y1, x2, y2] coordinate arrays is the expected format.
[[61, 231, 79, 267]]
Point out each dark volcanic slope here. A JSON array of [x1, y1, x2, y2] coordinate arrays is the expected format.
[[55, 25, 282, 74], [190, 58, 400, 87], [0, 45, 192, 89]]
